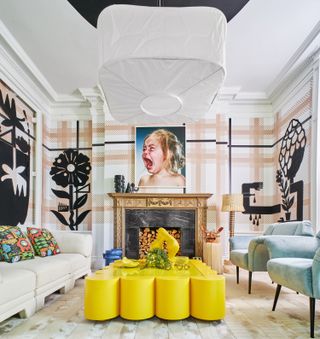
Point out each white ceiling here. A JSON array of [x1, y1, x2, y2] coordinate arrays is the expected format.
[[1, 0, 320, 98]]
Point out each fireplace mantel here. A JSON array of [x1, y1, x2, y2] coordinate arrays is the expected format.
[[108, 193, 212, 257]]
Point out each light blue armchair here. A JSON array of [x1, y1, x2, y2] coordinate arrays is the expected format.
[[229, 220, 314, 294], [266, 234, 320, 338]]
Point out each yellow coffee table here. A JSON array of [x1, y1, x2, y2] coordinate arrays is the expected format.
[[84, 259, 225, 321]]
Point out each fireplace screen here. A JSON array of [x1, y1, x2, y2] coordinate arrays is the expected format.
[[139, 227, 181, 258]]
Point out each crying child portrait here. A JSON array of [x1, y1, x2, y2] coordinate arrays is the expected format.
[[135, 126, 186, 188]]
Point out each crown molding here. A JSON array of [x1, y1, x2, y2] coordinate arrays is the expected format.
[[49, 93, 92, 120], [215, 87, 273, 117], [268, 21, 320, 102], [0, 20, 56, 114]]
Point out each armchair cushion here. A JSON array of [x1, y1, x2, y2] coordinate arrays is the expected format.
[[229, 235, 256, 251], [267, 258, 313, 296], [248, 236, 270, 271], [266, 220, 313, 236], [264, 236, 319, 259], [230, 250, 248, 269]]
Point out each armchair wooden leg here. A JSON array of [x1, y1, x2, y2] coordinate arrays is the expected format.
[[272, 284, 282, 311], [310, 297, 315, 338], [248, 271, 252, 294], [236, 266, 239, 284]]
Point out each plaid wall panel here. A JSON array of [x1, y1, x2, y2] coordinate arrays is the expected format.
[[42, 119, 92, 231], [39, 76, 313, 260]]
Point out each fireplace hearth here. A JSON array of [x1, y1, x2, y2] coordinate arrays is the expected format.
[[108, 193, 212, 258]]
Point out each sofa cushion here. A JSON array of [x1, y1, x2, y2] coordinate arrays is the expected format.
[[58, 253, 90, 272], [52, 231, 92, 257], [9, 256, 70, 288], [27, 227, 61, 257], [0, 226, 34, 263], [0, 263, 36, 305]]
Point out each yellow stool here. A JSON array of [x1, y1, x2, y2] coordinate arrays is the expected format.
[[84, 273, 119, 320], [156, 276, 190, 320], [120, 276, 155, 320], [190, 276, 225, 320]]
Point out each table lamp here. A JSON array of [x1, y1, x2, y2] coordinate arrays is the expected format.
[[221, 194, 244, 238]]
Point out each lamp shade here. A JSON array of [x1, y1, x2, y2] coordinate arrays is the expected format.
[[221, 194, 244, 212], [97, 5, 227, 124]]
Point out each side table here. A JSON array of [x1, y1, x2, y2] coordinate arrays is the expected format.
[[203, 242, 223, 274]]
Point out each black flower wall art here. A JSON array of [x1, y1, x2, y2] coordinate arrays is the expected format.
[[0, 84, 32, 225], [50, 149, 91, 230]]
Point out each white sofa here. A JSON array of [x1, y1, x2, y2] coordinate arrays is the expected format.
[[0, 230, 92, 322]]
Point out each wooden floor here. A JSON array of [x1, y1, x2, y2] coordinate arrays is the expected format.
[[0, 266, 316, 338]]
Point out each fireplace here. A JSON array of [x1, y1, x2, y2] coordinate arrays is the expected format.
[[108, 193, 212, 258]]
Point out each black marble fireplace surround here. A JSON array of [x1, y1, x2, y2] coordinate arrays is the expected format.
[[125, 209, 195, 259]]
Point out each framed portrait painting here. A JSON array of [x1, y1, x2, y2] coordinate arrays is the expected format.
[[135, 126, 186, 188]]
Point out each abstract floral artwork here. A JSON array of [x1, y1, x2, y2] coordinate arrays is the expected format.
[[50, 148, 91, 230], [0, 81, 33, 225]]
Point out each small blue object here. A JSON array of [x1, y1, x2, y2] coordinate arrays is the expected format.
[[103, 248, 122, 266]]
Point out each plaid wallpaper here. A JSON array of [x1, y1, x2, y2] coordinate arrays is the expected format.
[[38, 78, 313, 262]]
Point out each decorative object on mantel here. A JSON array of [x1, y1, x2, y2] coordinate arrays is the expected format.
[[221, 194, 244, 238], [114, 175, 125, 193], [130, 183, 139, 193], [124, 182, 139, 193], [125, 183, 131, 193], [97, 5, 226, 124], [201, 226, 223, 243]]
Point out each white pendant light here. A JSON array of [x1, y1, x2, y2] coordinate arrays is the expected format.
[[97, 5, 227, 124]]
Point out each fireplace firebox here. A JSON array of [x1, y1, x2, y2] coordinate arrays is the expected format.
[[126, 209, 194, 258]]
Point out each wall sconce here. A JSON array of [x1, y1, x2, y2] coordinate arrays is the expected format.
[[221, 194, 244, 238]]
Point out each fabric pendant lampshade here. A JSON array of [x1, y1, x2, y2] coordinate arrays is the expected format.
[[221, 194, 244, 238], [97, 5, 227, 124]]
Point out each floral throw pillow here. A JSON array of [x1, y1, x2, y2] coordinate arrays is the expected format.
[[27, 227, 61, 257], [0, 226, 34, 263]]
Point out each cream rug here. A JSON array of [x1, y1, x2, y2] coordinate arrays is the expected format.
[[0, 267, 315, 338]]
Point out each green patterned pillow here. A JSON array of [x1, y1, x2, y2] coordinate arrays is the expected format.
[[27, 227, 61, 257], [0, 226, 34, 263]]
